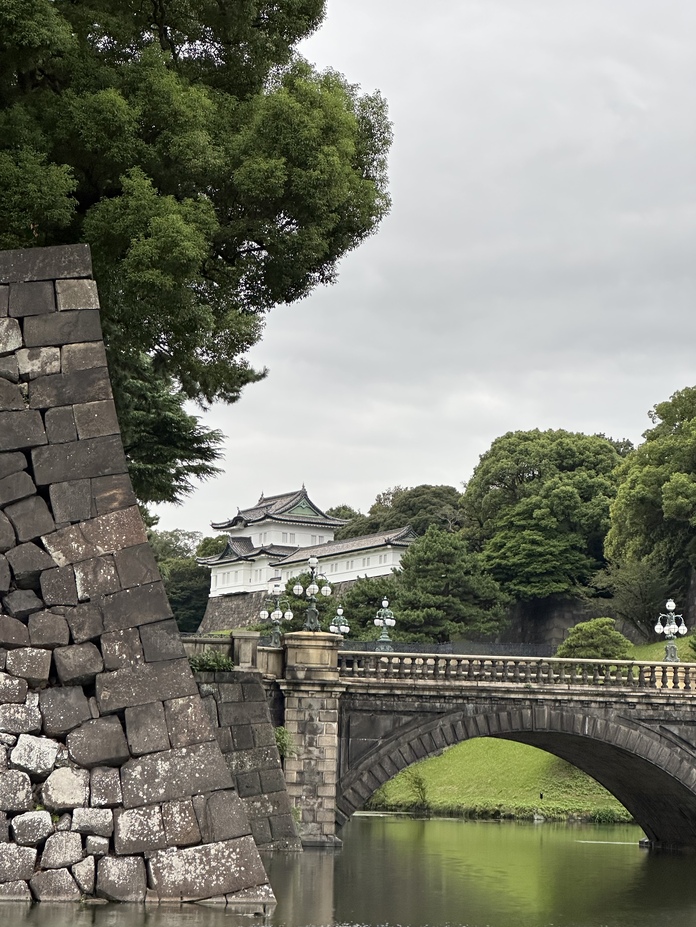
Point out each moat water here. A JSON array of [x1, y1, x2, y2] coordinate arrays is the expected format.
[[11, 815, 696, 927]]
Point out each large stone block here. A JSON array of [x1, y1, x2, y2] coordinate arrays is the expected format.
[[28, 611, 70, 649], [39, 686, 91, 736], [72, 854, 95, 895], [5, 542, 57, 589], [0, 555, 8, 593], [0, 693, 41, 734], [96, 855, 146, 902], [49, 479, 91, 524], [0, 880, 31, 900], [90, 767, 122, 808], [30, 867, 81, 901], [0, 355, 18, 382], [29, 366, 112, 410], [0, 411, 46, 451], [0, 318, 22, 356], [195, 790, 250, 843], [11, 811, 54, 846], [147, 836, 267, 901], [125, 701, 170, 756], [67, 717, 129, 768], [4, 495, 55, 541], [10, 734, 60, 779], [32, 434, 127, 487], [0, 244, 92, 284], [1, 591, 43, 622], [113, 543, 160, 589], [101, 627, 143, 670], [0, 671, 28, 704], [45, 406, 77, 444], [0, 471, 35, 507], [164, 695, 214, 748], [102, 582, 172, 632], [74, 400, 120, 439], [0, 844, 36, 881], [74, 555, 120, 601], [161, 800, 201, 847], [63, 603, 103, 643], [95, 659, 197, 714], [40, 566, 79, 606], [40, 831, 83, 869], [141, 619, 186, 664], [23, 309, 102, 348], [71, 807, 113, 837], [0, 379, 25, 411], [120, 741, 233, 809], [0, 451, 26, 481], [5, 647, 52, 687], [61, 341, 106, 374], [0, 512, 15, 553], [0, 771, 33, 811], [114, 806, 167, 855], [8, 280, 55, 317], [55, 278, 99, 311], [54, 643, 103, 685], [41, 767, 90, 812], [16, 346, 61, 381], [41, 505, 146, 566]]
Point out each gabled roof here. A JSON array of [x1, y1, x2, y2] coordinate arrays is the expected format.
[[198, 538, 297, 567], [271, 526, 417, 567], [211, 487, 348, 531]]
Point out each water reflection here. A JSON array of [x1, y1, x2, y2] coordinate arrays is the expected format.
[[9, 817, 696, 927]]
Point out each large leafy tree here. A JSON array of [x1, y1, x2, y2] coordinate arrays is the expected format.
[[336, 485, 463, 539], [1, 0, 391, 503], [604, 387, 696, 602], [461, 430, 624, 601], [393, 527, 507, 643], [148, 528, 217, 632]]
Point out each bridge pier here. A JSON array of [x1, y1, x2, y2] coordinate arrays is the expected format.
[[279, 633, 344, 847]]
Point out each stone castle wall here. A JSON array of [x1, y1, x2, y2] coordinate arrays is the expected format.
[[0, 244, 274, 906]]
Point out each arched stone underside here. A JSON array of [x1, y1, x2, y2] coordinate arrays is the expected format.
[[0, 245, 274, 906], [337, 705, 696, 849]]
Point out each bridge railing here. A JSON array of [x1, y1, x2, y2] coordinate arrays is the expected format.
[[336, 652, 696, 692]]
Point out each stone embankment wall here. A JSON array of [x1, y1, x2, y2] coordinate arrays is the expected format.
[[0, 244, 274, 906]]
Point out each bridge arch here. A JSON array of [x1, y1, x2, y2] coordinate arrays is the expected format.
[[336, 705, 696, 849]]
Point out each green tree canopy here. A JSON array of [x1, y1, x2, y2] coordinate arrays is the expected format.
[[461, 430, 623, 601], [1, 0, 392, 503], [336, 485, 463, 539], [337, 574, 398, 640], [605, 387, 696, 600], [555, 618, 631, 660], [148, 528, 212, 632], [393, 527, 508, 643]]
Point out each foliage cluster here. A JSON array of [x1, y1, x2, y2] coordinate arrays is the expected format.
[[188, 649, 234, 673], [555, 618, 632, 660]]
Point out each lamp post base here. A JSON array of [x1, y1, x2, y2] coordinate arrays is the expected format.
[[664, 640, 679, 663]]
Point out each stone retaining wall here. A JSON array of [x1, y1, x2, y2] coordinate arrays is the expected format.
[[0, 245, 274, 907]]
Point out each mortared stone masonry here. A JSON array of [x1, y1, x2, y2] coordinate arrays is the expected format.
[[0, 244, 275, 906]]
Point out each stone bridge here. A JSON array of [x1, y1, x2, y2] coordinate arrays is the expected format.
[[262, 633, 696, 851]]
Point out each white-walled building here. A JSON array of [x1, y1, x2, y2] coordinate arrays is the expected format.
[[197, 488, 416, 631]]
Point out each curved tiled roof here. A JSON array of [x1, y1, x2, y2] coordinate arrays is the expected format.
[[270, 526, 417, 567], [211, 488, 347, 531]]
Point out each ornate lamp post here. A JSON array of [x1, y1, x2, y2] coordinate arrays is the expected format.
[[329, 606, 350, 636], [374, 598, 396, 652], [259, 581, 293, 648], [292, 556, 332, 631], [654, 598, 687, 662]]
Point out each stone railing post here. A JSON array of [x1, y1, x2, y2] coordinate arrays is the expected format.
[[231, 630, 260, 668], [279, 632, 345, 846]]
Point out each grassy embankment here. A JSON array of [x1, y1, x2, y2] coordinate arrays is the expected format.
[[368, 639, 695, 823]]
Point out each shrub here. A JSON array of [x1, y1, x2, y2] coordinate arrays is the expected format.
[[188, 650, 234, 672], [556, 618, 631, 660], [274, 726, 295, 758]]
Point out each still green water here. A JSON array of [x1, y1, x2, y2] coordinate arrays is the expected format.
[[8, 816, 696, 927]]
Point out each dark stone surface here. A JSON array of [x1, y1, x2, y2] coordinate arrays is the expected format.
[[113, 543, 159, 589], [90, 767, 122, 808], [0, 244, 92, 284], [63, 603, 103, 643], [5, 543, 57, 589], [9, 281, 56, 317], [0, 379, 25, 411], [125, 701, 170, 756], [0, 671, 28, 703], [140, 619, 186, 663], [102, 581, 173, 632], [28, 611, 70, 649], [0, 356, 18, 382], [120, 741, 232, 809], [0, 451, 26, 481], [0, 843, 36, 880], [0, 555, 9, 593], [1, 591, 43, 622], [54, 642, 104, 686], [95, 659, 197, 714], [0, 470, 35, 507], [30, 867, 81, 901], [74, 400, 120, 439], [49, 479, 92, 523], [40, 566, 79, 606], [23, 309, 102, 349], [32, 434, 127, 487], [39, 686, 92, 736], [195, 790, 250, 843], [91, 474, 137, 516], [74, 555, 120, 601], [45, 406, 77, 444], [96, 855, 146, 902], [67, 717, 129, 768], [55, 278, 99, 311], [147, 836, 267, 901], [41, 505, 146, 566], [5, 647, 52, 687], [164, 694, 214, 748], [29, 366, 112, 410], [0, 616, 30, 647], [61, 341, 106, 374], [0, 318, 23, 355], [16, 346, 60, 381], [101, 627, 143, 670], [4, 495, 55, 541], [113, 806, 167, 854], [0, 410, 47, 451], [161, 799, 201, 847], [0, 512, 15, 553]]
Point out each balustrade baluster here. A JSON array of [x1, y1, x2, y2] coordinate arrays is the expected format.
[[684, 665, 693, 691]]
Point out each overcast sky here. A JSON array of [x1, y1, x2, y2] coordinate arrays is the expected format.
[[155, 0, 696, 534]]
